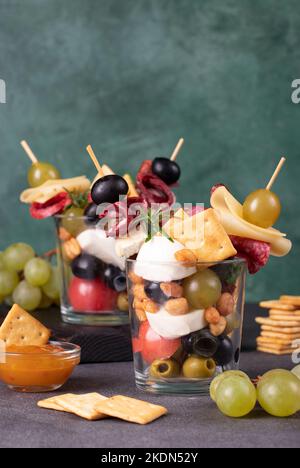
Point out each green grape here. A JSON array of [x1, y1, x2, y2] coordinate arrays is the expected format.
[[216, 376, 257, 418], [4, 295, 14, 307], [12, 280, 42, 311], [243, 189, 281, 229], [24, 258, 51, 287], [291, 365, 300, 380], [0, 270, 19, 296], [210, 370, 251, 402], [257, 369, 300, 417], [39, 293, 53, 309], [183, 269, 222, 309], [61, 207, 85, 237], [0, 252, 5, 271], [42, 267, 60, 300], [28, 162, 61, 188], [3, 243, 35, 272], [225, 313, 241, 335]]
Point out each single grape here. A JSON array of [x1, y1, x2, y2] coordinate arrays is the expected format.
[[12, 280, 42, 311], [3, 243, 35, 272], [42, 267, 60, 300], [257, 369, 300, 417], [291, 365, 300, 380], [0, 252, 5, 270], [28, 162, 61, 188], [24, 258, 51, 287], [0, 270, 19, 296], [183, 269, 222, 309], [61, 207, 85, 237], [210, 370, 251, 402], [243, 189, 281, 229], [216, 376, 257, 418], [4, 295, 14, 307]]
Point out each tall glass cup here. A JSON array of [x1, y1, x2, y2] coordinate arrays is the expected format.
[[127, 258, 246, 395]]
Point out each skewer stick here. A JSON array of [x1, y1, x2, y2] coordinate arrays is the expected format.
[[86, 145, 104, 176], [170, 138, 185, 161], [266, 157, 286, 191], [20, 140, 38, 165]]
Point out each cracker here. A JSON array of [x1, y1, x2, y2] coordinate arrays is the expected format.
[[261, 331, 300, 340], [257, 347, 294, 356], [256, 317, 300, 328], [256, 339, 294, 350], [261, 325, 300, 334], [259, 300, 296, 311], [38, 395, 71, 412], [95, 395, 167, 425], [167, 208, 237, 263], [267, 313, 300, 322], [269, 309, 300, 317], [257, 336, 294, 346], [0, 304, 50, 346], [48, 393, 108, 420], [280, 296, 300, 307]]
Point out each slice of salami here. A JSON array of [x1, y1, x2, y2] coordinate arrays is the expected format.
[[136, 160, 176, 206], [230, 235, 271, 274], [30, 192, 71, 220]]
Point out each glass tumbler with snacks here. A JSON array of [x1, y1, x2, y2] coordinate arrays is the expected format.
[[127, 249, 246, 395]]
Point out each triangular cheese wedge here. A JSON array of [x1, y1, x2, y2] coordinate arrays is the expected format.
[[20, 176, 91, 204]]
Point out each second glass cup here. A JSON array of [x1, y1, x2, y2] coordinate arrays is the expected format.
[[127, 258, 246, 395]]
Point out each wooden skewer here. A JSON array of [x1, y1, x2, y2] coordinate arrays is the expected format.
[[170, 138, 185, 161], [86, 145, 104, 176], [266, 157, 286, 191], [20, 140, 38, 165]]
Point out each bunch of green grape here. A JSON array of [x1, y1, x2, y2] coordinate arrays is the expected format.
[[0, 243, 60, 311], [210, 368, 300, 418]]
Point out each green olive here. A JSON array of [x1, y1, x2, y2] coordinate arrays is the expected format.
[[61, 207, 85, 237], [28, 162, 61, 188], [117, 292, 129, 312], [149, 359, 180, 379], [182, 355, 216, 379]]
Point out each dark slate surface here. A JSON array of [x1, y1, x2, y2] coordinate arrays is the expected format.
[[0, 352, 298, 448]]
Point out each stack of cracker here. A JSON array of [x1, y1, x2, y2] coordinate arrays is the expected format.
[[256, 296, 300, 355]]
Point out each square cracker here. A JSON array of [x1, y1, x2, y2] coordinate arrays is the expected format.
[[38, 393, 108, 420], [256, 317, 300, 327], [95, 395, 167, 425], [257, 347, 294, 356], [270, 309, 300, 317], [163, 208, 190, 239], [256, 339, 294, 350], [166, 208, 237, 262], [259, 300, 296, 311], [261, 325, 300, 334], [267, 313, 300, 322], [256, 336, 294, 346], [0, 304, 50, 346], [280, 296, 300, 307], [38, 395, 71, 412], [261, 331, 300, 340]]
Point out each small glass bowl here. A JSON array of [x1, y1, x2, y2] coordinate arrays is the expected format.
[[0, 341, 81, 393]]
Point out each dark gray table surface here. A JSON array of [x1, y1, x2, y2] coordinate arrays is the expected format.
[[0, 352, 299, 448]]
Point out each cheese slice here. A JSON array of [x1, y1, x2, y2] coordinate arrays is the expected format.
[[210, 186, 292, 257], [20, 176, 91, 204]]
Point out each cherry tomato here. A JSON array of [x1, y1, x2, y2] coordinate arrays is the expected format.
[[69, 277, 117, 312], [134, 321, 181, 364]]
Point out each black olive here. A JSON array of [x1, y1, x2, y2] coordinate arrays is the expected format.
[[103, 264, 126, 291], [152, 157, 181, 185], [71, 254, 103, 280], [213, 336, 234, 366], [144, 281, 168, 305], [91, 175, 129, 205], [182, 329, 219, 358], [84, 203, 99, 226]]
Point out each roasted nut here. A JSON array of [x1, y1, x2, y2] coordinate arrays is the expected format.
[[165, 298, 189, 316], [129, 271, 144, 285], [135, 308, 147, 322], [133, 298, 145, 311], [132, 284, 147, 301], [160, 282, 183, 298], [217, 293, 235, 317], [117, 292, 129, 312], [175, 249, 198, 265], [62, 238, 81, 261], [143, 299, 159, 314], [205, 307, 221, 325], [59, 227, 72, 242], [210, 316, 227, 336]]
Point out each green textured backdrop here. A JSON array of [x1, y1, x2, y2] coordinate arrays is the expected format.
[[0, 0, 299, 301]]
